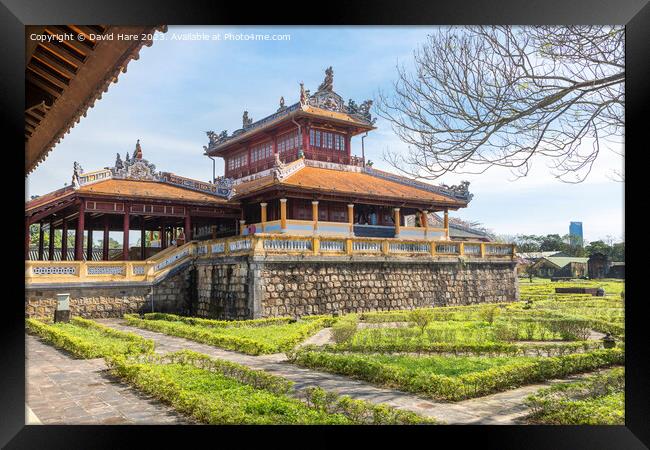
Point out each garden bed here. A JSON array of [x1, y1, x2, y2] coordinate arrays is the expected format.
[[287, 347, 624, 401], [106, 350, 436, 425], [26, 317, 154, 358], [524, 367, 624, 425], [124, 313, 335, 355]]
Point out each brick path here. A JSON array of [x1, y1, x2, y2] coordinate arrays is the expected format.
[[26, 334, 191, 425], [98, 318, 594, 424]]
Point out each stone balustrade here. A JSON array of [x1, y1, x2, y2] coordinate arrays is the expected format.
[[25, 234, 515, 285]]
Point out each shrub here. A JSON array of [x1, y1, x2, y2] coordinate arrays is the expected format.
[[408, 309, 432, 334], [478, 305, 501, 325], [493, 322, 518, 342], [331, 316, 359, 344]]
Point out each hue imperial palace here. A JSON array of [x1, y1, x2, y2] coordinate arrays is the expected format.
[[25, 68, 518, 320]]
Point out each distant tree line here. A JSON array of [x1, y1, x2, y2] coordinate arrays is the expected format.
[[497, 233, 624, 261]]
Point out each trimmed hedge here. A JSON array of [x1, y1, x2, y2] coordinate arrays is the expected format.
[[318, 340, 604, 357], [106, 350, 436, 425], [26, 317, 154, 358], [124, 314, 333, 355], [287, 348, 624, 401]]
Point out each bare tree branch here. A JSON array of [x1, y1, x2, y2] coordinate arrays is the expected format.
[[376, 26, 624, 183]]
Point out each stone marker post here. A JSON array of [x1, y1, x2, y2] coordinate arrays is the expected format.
[[54, 293, 71, 323]]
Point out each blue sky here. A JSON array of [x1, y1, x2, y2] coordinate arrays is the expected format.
[[26, 26, 624, 243]]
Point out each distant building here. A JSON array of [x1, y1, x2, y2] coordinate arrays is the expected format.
[[569, 221, 583, 247], [588, 252, 625, 279], [531, 256, 589, 278]]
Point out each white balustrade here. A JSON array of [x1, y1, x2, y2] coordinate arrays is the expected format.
[[229, 239, 251, 252], [319, 240, 345, 252], [436, 243, 460, 254], [389, 242, 431, 253], [463, 244, 482, 256], [353, 241, 382, 252], [264, 239, 312, 251]]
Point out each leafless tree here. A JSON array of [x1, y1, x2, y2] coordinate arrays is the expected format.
[[376, 26, 624, 183]]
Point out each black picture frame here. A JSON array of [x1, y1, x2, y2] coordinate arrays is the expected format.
[[2, 0, 647, 448]]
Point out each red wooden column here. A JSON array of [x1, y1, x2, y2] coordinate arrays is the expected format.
[[184, 213, 192, 242], [74, 202, 85, 260], [48, 218, 55, 261], [122, 210, 130, 260], [61, 218, 68, 261], [160, 219, 167, 249], [140, 217, 146, 260], [345, 133, 351, 163], [302, 123, 310, 154], [38, 222, 44, 260], [86, 227, 93, 261], [102, 215, 110, 260], [25, 220, 31, 260]]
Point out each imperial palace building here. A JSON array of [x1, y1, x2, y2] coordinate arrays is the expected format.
[[25, 68, 518, 320]]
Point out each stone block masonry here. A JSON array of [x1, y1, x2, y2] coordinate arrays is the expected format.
[[194, 256, 519, 320], [25, 264, 193, 319]]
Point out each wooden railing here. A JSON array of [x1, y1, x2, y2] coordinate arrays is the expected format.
[[25, 235, 515, 285]]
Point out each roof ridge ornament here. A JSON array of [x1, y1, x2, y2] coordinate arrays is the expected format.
[[242, 111, 253, 129], [299, 82, 310, 107], [277, 96, 286, 112], [71, 161, 82, 189], [133, 139, 143, 160], [317, 66, 334, 92]]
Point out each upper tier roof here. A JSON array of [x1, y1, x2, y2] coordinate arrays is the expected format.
[[204, 67, 376, 155], [231, 158, 472, 209]]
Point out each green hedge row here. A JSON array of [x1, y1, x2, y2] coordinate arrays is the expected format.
[[318, 340, 604, 357], [106, 350, 436, 425], [26, 317, 154, 358], [124, 314, 332, 355], [142, 312, 293, 328], [288, 348, 624, 401]]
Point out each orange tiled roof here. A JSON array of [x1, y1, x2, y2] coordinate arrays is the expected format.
[[26, 186, 75, 211], [78, 179, 230, 204], [233, 166, 466, 207], [302, 106, 375, 128]]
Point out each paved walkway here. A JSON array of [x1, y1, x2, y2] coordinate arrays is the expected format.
[[26, 334, 191, 425], [98, 318, 593, 424]]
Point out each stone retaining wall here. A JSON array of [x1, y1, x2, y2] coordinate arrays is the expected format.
[[194, 257, 518, 320], [25, 264, 192, 319], [26, 257, 518, 320], [256, 260, 518, 318]]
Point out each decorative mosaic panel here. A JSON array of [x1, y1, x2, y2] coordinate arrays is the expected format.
[[485, 245, 512, 256], [87, 266, 125, 275], [32, 266, 77, 275], [133, 266, 146, 275], [211, 243, 226, 253]]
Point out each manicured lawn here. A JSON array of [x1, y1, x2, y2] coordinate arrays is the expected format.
[[26, 317, 154, 358], [357, 354, 530, 377]]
